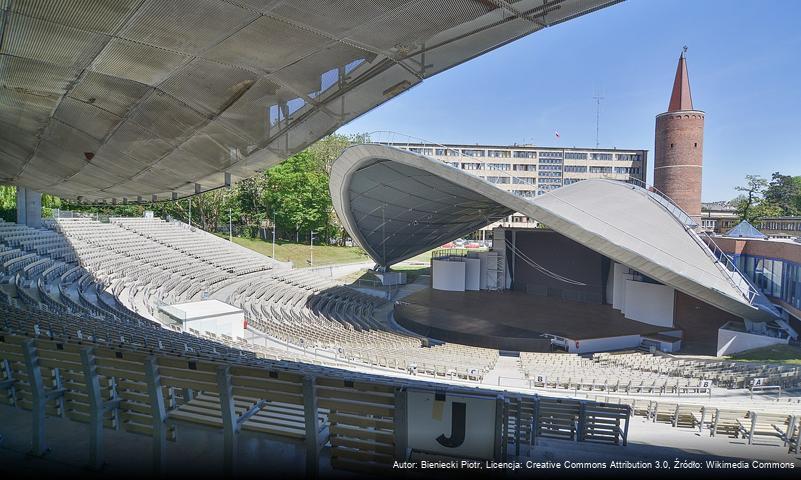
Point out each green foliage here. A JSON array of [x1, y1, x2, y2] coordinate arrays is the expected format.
[[763, 172, 801, 216], [733, 173, 801, 223], [265, 150, 333, 239], [734, 175, 769, 223], [3, 133, 366, 249]]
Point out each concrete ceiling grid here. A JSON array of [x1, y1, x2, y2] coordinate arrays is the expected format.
[[0, 0, 622, 202]]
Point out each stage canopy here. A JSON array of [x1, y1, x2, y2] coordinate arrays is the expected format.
[[330, 143, 780, 322]]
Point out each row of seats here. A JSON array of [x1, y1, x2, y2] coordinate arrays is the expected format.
[[2, 217, 498, 385], [593, 351, 801, 389], [583, 394, 801, 453], [520, 352, 714, 394], [229, 270, 498, 381]]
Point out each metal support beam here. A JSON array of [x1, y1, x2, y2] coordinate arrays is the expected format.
[[393, 387, 408, 461], [493, 394, 505, 461], [22, 339, 64, 456], [144, 356, 167, 475], [217, 365, 237, 476], [302, 376, 319, 478], [81, 347, 105, 470]]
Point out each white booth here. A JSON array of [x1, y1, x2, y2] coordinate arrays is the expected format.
[[160, 300, 245, 339]]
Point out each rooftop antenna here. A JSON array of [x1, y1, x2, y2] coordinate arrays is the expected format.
[[593, 87, 604, 148]]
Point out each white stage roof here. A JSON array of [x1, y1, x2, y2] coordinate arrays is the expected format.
[[330, 144, 780, 322]]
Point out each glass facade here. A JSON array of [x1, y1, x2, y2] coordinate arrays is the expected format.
[[735, 254, 801, 311]]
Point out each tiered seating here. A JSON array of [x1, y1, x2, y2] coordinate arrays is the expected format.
[[593, 351, 801, 389], [520, 352, 713, 394], [0, 302, 630, 474], [229, 270, 498, 381], [583, 393, 801, 453]]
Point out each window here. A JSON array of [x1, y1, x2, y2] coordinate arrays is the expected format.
[[513, 164, 536, 172], [462, 149, 485, 157], [539, 151, 563, 159], [539, 164, 562, 171], [539, 158, 563, 165], [590, 153, 613, 161], [408, 147, 433, 155], [487, 150, 511, 158], [487, 163, 511, 171], [513, 151, 536, 159], [614, 167, 640, 175], [512, 177, 534, 185], [563, 178, 583, 185], [539, 171, 562, 178], [564, 152, 587, 160], [564, 165, 587, 173], [461, 162, 481, 170], [512, 190, 536, 198], [435, 148, 458, 156], [616, 153, 641, 162], [589, 166, 613, 174], [486, 176, 510, 184]]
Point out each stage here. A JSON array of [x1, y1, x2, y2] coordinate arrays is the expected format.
[[394, 288, 681, 352]]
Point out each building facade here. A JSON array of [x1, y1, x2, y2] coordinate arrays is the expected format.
[[700, 201, 739, 234], [389, 143, 647, 232]]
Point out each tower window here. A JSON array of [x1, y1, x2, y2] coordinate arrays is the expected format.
[[694, 142, 698, 147], [670, 143, 674, 148]]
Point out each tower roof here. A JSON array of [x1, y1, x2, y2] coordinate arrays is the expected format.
[[668, 49, 694, 111]]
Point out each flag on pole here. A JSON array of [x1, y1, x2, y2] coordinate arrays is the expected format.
[[554, 131, 560, 139]]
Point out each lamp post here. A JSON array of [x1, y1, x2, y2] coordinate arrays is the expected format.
[[272, 209, 276, 259], [310, 230, 316, 267]]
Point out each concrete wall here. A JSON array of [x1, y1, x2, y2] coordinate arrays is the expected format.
[[622, 281, 675, 327], [674, 291, 740, 355], [716, 327, 788, 356], [185, 311, 244, 339], [432, 260, 466, 292], [16, 187, 41, 228]]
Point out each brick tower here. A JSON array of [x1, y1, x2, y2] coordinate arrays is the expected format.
[[654, 49, 704, 224]]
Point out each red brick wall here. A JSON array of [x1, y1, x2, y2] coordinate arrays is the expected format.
[[654, 111, 704, 221]]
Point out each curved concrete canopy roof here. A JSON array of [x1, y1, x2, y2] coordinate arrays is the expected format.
[[331, 144, 776, 322], [0, 0, 620, 202]]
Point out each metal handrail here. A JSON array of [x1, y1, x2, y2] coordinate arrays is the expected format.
[[599, 175, 760, 305]]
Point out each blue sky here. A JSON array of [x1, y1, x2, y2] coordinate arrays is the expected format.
[[337, 0, 801, 201]]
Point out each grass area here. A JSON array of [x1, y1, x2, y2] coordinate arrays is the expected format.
[[222, 235, 370, 267], [727, 344, 801, 365]]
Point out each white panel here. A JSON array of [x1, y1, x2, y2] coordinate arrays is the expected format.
[[716, 328, 788, 357], [623, 281, 675, 328], [464, 258, 480, 291], [432, 259, 465, 292], [477, 252, 487, 290], [611, 263, 628, 311], [407, 391, 496, 460], [568, 335, 642, 354]]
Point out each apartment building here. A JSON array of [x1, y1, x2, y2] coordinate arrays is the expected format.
[[390, 143, 647, 231]]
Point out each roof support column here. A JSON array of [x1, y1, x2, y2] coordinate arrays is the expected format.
[[16, 187, 41, 227]]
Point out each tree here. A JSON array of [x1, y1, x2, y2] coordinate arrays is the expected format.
[[763, 172, 801, 216], [264, 150, 334, 241], [734, 175, 769, 223], [306, 133, 371, 174]]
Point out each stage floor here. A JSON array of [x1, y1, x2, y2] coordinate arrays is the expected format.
[[395, 288, 674, 350]]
